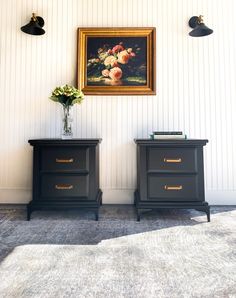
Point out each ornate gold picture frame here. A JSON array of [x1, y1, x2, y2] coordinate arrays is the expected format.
[[77, 27, 156, 95]]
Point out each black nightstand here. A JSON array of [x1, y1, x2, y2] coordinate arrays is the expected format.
[[27, 139, 102, 220], [134, 139, 210, 221]]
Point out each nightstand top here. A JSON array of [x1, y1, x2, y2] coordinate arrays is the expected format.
[[134, 139, 208, 146], [28, 138, 102, 146]]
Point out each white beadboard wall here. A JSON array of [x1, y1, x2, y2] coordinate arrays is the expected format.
[[0, 0, 236, 205]]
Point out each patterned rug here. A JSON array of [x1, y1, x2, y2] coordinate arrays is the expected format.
[[0, 206, 235, 298]]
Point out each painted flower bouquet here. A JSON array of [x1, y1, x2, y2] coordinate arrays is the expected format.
[[87, 41, 146, 85], [50, 85, 84, 139]]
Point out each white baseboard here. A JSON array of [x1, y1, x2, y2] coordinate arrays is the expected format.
[[0, 188, 235, 205], [102, 189, 134, 204], [0, 188, 31, 204], [205, 190, 236, 205], [102, 190, 236, 205], [0, 188, 135, 204]]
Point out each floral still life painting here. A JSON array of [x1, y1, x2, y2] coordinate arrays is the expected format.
[[87, 37, 147, 86], [77, 28, 156, 95]]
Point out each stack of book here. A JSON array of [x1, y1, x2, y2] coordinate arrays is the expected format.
[[150, 131, 187, 140]]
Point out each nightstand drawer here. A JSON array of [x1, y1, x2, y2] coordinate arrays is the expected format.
[[41, 147, 88, 172], [41, 174, 88, 198], [148, 148, 197, 172], [148, 175, 199, 201]]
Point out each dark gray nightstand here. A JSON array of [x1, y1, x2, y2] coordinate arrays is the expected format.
[[134, 139, 210, 221], [27, 139, 102, 220]]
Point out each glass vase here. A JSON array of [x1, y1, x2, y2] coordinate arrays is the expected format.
[[62, 105, 73, 139]]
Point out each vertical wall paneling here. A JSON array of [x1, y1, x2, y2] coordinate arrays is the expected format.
[[0, 0, 236, 204]]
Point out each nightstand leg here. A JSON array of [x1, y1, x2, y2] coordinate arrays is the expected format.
[[95, 210, 99, 221], [206, 208, 210, 222], [137, 210, 141, 222], [27, 207, 31, 221]]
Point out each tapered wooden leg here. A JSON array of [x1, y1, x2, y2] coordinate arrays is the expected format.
[[195, 207, 210, 222], [95, 211, 99, 221], [206, 208, 210, 222], [137, 210, 141, 222], [27, 207, 31, 221]]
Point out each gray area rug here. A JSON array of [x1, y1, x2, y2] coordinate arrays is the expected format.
[[0, 206, 236, 298]]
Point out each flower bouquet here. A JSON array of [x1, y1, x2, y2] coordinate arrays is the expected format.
[[50, 85, 84, 139]]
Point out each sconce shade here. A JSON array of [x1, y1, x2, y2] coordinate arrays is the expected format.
[[21, 13, 45, 35], [189, 16, 213, 37]]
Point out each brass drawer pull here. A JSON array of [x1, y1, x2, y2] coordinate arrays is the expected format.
[[164, 158, 182, 163], [56, 158, 74, 163], [164, 185, 183, 191], [55, 184, 73, 190]]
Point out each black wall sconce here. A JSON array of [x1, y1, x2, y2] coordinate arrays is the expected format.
[[21, 13, 45, 35], [188, 15, 213, 37]]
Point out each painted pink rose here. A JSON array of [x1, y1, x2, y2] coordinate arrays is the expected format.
[[104, 55, 118, 67], [104, 78, 122, 86], [112, 44, 124, 54], [102, 69, 110, 77], [117, 50, 130, 64], [107, 49, 113, 55], [129, 52, 136, 57], [109, 67, 123, 81]]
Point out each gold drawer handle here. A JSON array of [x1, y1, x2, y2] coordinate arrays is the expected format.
[[164, 185, 183, 191], [164, 158, 182, 163], [55, 184, 73, 190], [56, 158, 74, 163]]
